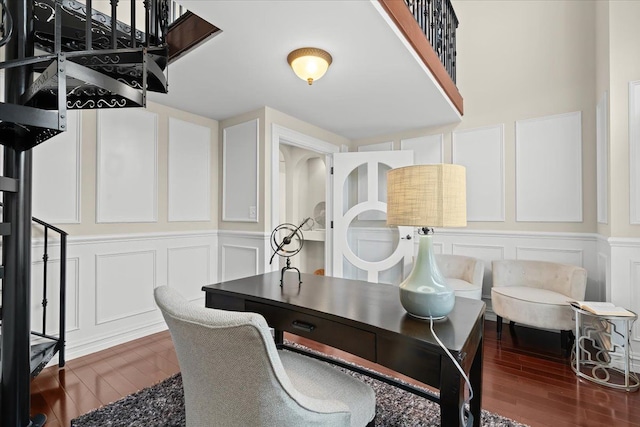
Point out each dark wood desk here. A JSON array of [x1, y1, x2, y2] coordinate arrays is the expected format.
[[203, 272, 485, 427]]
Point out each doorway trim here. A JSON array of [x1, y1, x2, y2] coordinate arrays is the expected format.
[[270, 124, 340, 275]]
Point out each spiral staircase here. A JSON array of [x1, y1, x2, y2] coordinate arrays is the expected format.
[[0, 0, 172, 425], [0, 0, 170, 150]]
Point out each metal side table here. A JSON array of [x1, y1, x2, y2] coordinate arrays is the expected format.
[[571, 305, 639, 391]]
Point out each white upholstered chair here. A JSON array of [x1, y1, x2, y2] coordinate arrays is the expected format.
[[154, 286, 376, 427], [491, 260, 587, 351], [436, 254, 484, 300]]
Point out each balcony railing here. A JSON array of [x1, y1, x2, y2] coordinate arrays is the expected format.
[[404, 0, 458, 83], [169, 0, 187, 25]]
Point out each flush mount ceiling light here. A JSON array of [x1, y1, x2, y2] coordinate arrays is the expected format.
[[287, 47, 332, 85]]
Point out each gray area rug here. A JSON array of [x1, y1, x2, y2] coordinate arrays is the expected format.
[[71, 354, 527, 427]]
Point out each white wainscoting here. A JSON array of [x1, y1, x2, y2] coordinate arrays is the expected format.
[[167, 245, 211, 301], [436, 229, 599, 300], [95, 250, 157, 325], [35, 231, 218, 363], [218, 230, 270, 282], [342, 227, 601, 303], [606, 237, 640, 371], [338, 227, 601, 305]]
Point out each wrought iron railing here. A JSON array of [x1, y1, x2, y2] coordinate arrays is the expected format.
[[169, 0, 187, 25], [34, 0, 170, 52], [404, 0, 458, 83], [31, 217, 67, 370], [0, 203, 68, 372]]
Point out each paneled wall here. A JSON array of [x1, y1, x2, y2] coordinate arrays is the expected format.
[[30, 102, 219, 360], [217, 230, 270, 281], [32, 231, 217, 361]]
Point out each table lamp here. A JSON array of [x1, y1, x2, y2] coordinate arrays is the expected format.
[[386, 164, 467, 320]]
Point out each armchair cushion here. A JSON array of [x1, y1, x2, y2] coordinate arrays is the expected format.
[[436, 254, 485, 300], [491, 260, 587, 332]]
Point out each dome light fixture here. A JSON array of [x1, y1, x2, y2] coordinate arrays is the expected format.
[[287, 47, 333, 85]]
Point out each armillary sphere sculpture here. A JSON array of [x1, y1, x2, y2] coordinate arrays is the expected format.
[[270, 218, 310, 286]]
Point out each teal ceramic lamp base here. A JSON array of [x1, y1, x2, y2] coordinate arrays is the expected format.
[[399, 233, 455, 320]]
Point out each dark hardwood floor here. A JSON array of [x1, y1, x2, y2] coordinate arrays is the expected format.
[[30, 320, 640, 426]]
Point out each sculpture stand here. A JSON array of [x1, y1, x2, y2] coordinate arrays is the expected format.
[[280, 257, 301, 287]]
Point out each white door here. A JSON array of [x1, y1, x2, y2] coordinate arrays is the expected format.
[[331, 151, 414, 284]]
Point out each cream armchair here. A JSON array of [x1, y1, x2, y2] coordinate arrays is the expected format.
[[436, 254, 484, 300], [154, 286, 376, 427], [491, 260, 587, 351]]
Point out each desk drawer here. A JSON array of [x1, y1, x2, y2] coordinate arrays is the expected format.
[[246, 301, 376, 361]]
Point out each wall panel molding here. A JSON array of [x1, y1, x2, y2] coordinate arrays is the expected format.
[[516, 111, 582, 222], [630, 81, 640, 224], [450, 242, 505, 258], [515, 246, 584, 267], [597, 252, 609, 303], [400, 134, 444, 164], [221, 244, 259, 281], [97, 109, 158, 223], [60, 230, 218, 246], [40, 231, 217, 364], [597, 91, 609, 224], [168, 118, 211, 222], [167, 245, 211, 301], [33, 110, 81, 223], [453, 124, 505, 221], [222, 119, 259, 222], [95, 250, 157, 325], [631, 261, 640, 343]]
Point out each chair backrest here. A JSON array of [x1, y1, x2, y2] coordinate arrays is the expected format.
[[436, 254, 484, 285], [491, 260, 587, 300], [154, 286, 350, 427]]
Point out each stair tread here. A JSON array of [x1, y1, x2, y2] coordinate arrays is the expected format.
[[0, 177, 18, 193], [0, 334, 60, 378]]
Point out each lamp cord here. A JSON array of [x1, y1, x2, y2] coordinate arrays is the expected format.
[[429, 317, 473, 427]]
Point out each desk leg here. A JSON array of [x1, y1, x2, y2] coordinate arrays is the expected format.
[[469, 336, 483, 427], [441, 337, 483, 427], [441, 358, 464, 427]]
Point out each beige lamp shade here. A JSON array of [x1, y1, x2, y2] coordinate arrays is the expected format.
[[287, 47, 332, 85], [386, 164, 467, 227]]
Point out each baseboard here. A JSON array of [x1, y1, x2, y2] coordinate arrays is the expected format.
[[58, 322, 169, 365]]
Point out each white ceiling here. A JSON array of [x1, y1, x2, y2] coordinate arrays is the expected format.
[[148, 0, 461, 140]]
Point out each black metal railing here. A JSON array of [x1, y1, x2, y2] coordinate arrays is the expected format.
[[0, 203, 68, 370], [404, 0, 458, 83], [34, 0, 170, 52], [169, 0, 186, 25], [31, 218, 67, 369]]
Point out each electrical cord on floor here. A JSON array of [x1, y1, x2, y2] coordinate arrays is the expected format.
[[429, 317, 473, 427]]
